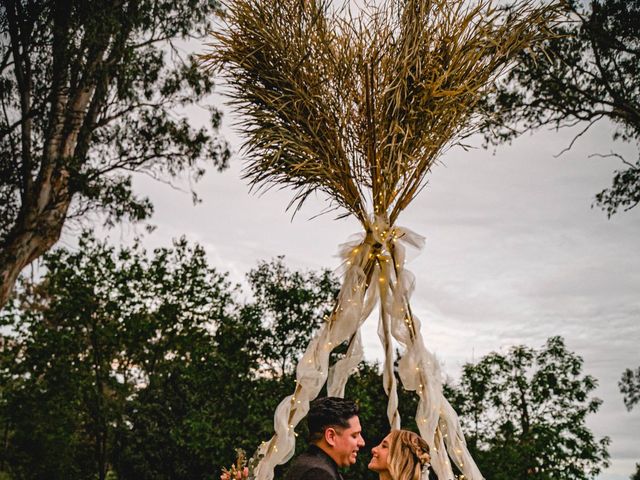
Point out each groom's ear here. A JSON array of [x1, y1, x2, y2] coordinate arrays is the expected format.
[[324, 427, 338, 447]]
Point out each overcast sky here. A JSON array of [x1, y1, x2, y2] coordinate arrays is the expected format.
[[76, 98, 639, 480]]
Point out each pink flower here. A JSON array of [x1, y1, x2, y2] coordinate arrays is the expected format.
[[243, 467, 249, 478]]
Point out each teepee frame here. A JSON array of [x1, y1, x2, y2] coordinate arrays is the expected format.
[[202, 1, 562, 479]]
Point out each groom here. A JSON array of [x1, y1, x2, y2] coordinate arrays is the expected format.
[[285, 397, 365, 480]]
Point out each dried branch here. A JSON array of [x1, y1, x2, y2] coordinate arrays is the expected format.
[[202, 0, 563, 226]]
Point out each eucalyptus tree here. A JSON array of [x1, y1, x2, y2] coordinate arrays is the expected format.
[[0, 0, 229, 308], [482, 0, 640, 216]]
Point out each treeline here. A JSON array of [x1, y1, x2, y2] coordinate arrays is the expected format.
[[0, 236, 609, 480]]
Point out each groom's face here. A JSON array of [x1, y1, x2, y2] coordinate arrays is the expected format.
[[329, 415, 365, 467]]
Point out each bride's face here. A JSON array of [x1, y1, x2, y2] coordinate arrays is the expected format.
[[368, 434, 391, 473]]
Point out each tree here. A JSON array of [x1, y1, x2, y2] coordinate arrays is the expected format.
[[0, 234, 241, 480], [619, 366, 640, 411], [481, 0, 640, 216], [619, 369, 640, 480], [246, 257, 340, 377], [0, 0, 230, 309], [0, 236, 344, 480], [447, 336, 610, 480]]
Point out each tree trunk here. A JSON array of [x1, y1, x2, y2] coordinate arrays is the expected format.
[[0, 0, 102, 310], [0, 57, 96, 309], [0, 177, 71, 307]]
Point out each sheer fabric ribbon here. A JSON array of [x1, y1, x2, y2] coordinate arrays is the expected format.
[[253, 217, 482, 480]]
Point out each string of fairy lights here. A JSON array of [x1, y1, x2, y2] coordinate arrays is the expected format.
[[248, 214, 479, 480]]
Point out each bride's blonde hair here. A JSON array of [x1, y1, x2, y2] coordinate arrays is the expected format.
[[387, 430, 431, 480]]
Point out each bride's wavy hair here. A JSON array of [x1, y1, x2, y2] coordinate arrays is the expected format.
[[387, 430, 431, 480]]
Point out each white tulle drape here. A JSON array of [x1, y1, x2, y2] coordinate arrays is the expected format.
[[253, 216, 483, 480]]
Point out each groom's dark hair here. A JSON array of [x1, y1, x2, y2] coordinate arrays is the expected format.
[[307, 396, 359, 443]]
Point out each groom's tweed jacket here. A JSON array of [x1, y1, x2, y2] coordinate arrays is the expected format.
[[284, 445, 343, 480]]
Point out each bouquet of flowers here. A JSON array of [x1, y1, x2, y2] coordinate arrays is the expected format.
[[220, 448, 264, 480], [220, 449, 249, 480]]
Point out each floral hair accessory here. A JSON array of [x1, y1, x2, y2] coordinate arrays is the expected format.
[[410, 442, 431, 467]]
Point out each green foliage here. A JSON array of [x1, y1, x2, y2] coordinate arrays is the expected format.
[[0, 0, 229, 236], [481, 0, 640, 216], [1, 234, 241, 480], [247, 257, 340, 376], [0, 237, 339, 480], [619, 366, 640, 411], [447, 337, 610, 480], [0, 238, 612, 480], [0, 0, 231, 311], [631, 463, 640, 480]]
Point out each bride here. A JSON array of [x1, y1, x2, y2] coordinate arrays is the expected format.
[[368, 430, 436, 480]]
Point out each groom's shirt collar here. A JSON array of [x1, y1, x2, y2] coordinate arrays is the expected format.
[[308, 444, 343, 480]]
